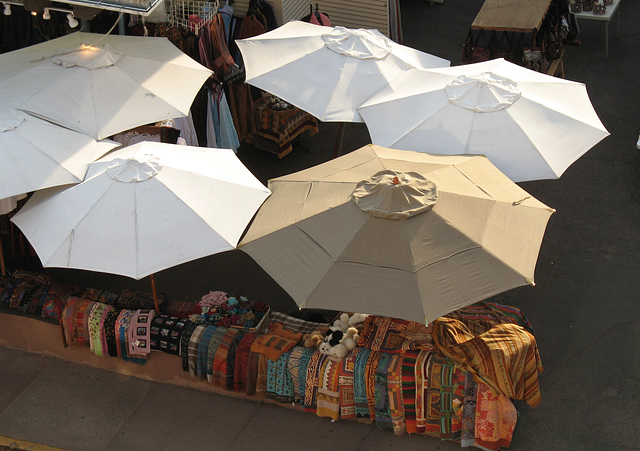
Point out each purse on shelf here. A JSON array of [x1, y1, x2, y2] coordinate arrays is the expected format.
[[593, 4, 606, 14], [570, 0, 583, 13], [461, 30, 493, 64]]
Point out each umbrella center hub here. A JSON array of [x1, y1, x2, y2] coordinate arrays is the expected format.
[[0, 109, 25, 132], [50, 44, 123, 70], [445, 73, 521, 112], [322, 27, 392, 60], [107, 154, 162, 183], [352, 170, 438, 220]]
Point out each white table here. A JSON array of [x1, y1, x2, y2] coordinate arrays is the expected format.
[[572, 0, 621, 58]]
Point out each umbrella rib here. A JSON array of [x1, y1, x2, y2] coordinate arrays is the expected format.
[[42, 179, 115, 267]]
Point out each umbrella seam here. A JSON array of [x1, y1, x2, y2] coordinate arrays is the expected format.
[[388, 99, 451, 148]]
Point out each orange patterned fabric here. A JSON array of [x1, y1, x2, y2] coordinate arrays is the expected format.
[[433, 316, 543, 407], [474, 382, 518, 450]]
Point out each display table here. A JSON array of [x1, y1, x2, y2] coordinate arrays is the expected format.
[[252, 96, 319, 159], [572, 0, 621, 58], [471, 0, 552, 31]]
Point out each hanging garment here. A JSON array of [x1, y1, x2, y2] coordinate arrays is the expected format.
[[296, 347, 316, 406], [226, 330, 247, 390], [217, 90, 241, 152], [266, 351, 294, 403], [315, 355, 342, 421], [373, 352, 394, 429], [234, 332, 257, 393], [128, 309, 156, 357], [474, 382, 518, 451], [338, 347, 360, 419], [211, 327, 239, 387], [386, 354, 406, 436]]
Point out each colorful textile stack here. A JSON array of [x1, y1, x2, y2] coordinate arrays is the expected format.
[[163, 300, 198, 318], [81, 288, 119, 306], [189, 292, 269, 330], [114, 289, 162, 310], [0, 270, 82, 319]]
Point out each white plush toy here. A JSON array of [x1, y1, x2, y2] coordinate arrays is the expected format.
[[330, 312, 350, 332], [348, 312, 368, 327], [342, 327, 359, 351], [328, 343, 349, 358]]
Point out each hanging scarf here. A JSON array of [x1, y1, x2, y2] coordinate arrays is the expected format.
[[315, 355, 342, 421], [400, 350, 420, 433], [233, 332, 257, 393], [353, 347, 371, 417], [188, 325, 207, 377], [226, 330, 246, 390], [197, 325, 217, 379], [373, 352, 394, 429], [211, 327, 238, 387], [386, 354, 406, 436], [338, 347, 360, 419], [296, 347, 316, 406], [266, 351, 294, 403], [180, 322, 199, 372], [128, 309, 156, 356]]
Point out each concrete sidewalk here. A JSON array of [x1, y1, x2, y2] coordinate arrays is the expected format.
[[0, 345, 462, 450]]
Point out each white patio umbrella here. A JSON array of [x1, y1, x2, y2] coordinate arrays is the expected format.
[[239, 144, 554, 324], [11, 141, 271, 310], [0, 32, 213, 140], [236, 20, 450, 123], [0, 109, 120, 200], [358, 58, 610, 182]]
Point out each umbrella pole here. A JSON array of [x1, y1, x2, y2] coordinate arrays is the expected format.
[[150, 273, 160, 312], [0, 236, 6, 276], [332, 122, 346, 158]]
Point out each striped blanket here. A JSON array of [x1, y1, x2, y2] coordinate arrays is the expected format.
[[433, 316, 543, 407]]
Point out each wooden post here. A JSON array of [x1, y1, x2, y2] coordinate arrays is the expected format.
[[150, 273, 160, 313], [0, 237, 6, 276]]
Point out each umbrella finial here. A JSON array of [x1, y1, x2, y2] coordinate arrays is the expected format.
[[352, 170, 438, 220]]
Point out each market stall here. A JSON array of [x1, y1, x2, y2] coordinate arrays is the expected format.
[[0, 269, 543, 450], [462, 0, 578, 76]]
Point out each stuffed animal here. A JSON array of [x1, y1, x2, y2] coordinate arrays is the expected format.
[[319, 326, 357, 358], [348, 312, 368, 327], [328, 343, 349, 358], [341, 327, 359, 351], [330, 312, 350, 332], [302, 328, 327, 349]]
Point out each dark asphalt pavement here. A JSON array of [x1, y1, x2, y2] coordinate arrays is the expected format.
[[2, 0, 640, 449]]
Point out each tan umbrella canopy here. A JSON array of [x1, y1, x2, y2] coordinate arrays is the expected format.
[[239, 144, 555, 324]]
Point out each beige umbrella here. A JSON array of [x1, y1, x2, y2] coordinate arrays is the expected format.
[[239, 144, 555, 324]]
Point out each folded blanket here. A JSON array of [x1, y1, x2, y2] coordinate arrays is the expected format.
[[250, 323, 303, 361]]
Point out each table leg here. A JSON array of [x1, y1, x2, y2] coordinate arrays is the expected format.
[[605, 21, 609, 58]]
